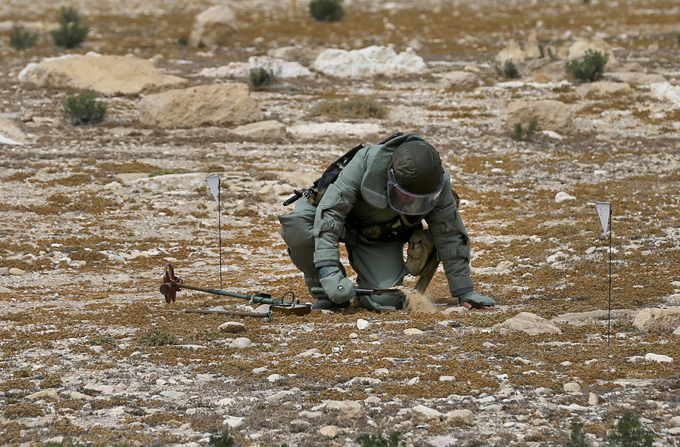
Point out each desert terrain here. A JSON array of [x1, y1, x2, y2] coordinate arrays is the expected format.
[[1, 0, 680, 446]]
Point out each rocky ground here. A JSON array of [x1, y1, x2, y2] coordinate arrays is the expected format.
[[1, 0, 680, 446]]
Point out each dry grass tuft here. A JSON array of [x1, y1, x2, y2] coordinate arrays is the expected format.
[[311, 97, 388, 120]]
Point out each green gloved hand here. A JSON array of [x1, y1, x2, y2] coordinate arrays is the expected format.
[[319, 266, 355, 304], [458, 291, 496, 309]]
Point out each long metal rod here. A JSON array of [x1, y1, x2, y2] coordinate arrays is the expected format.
[[183, 309, 271, 318]]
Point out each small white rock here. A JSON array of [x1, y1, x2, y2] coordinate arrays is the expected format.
[[349, 332, 358, 339], [319, 425, 339, 438], [439, 375, 456, 382], [218, 322, 247, 334], [586, 247, 597, 255], [404, 328, 424, 336], [229, 337, 252, 349], [357, 319, 371, 330], [563, 382, 582, 394], [295, 348, 320, 358], [223, 416, 245, 428], [555, 192, 576, 203], [645, 353, 673, 363], [267, 374, 283, 383], [9, 267, 25, 276], [588, 392, 599, 406]]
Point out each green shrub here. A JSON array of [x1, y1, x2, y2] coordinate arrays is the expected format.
[[496, 59, 521, 79], [356, 431, 406, 447], [62, 91, 107, 125], [50, 6, 89, 48], [568, 422, 592, 447], [512, 116, 538, 141], [311, 97, 388, 119], [209, 431, 235, 447], [89, 335, 115, 345], [138, 329, 177, 347], [249, 68, 275, 90], [176, 35, 188, 46], [565, 49, 609, 82], [606, 412, 656, 447], [309, 0, 343, 22], [10, 27, 39, 50]]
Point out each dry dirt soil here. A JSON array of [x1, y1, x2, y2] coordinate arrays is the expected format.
[[1, 0, 680, 446]]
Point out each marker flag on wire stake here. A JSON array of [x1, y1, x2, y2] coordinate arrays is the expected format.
[[206, 175, 222, 289], [206, 175, 221, 206], [595, 201, 611, 233]]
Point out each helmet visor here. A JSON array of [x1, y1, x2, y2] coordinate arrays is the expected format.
[[387, 168, 445, 215]]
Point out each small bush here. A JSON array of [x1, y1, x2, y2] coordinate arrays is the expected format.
[[512, 117, 538, 141], [4, 402, 44, 419], [209, 431, 235, 447], [311, 97, 388, 119], [606, 412, 656, 447], [43, 441, 87, 447], [565, 49, 609, 82], [309, 0, 343, 22], [249, 68, 275, 90], [176, 35, 188, 46], [138, 330, 177, 347], [496, 59, 521, 79], [10, 27, 39, 50], [568, 422, 592, 447], [39, 375, 63, 389], [62, 91, 107, 125], [88, 335, 115, 345], [50, 6, 89, 48], [356, 431, 407, 447]]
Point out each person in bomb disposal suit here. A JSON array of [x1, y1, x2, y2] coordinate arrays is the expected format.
[[279, 133, 496, 311]]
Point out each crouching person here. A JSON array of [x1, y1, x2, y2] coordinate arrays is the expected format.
[[279, 133, 496, 311]]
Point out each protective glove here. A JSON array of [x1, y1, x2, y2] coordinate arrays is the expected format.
[[319, 266, 356, 304], [458, 291, 496, 309]]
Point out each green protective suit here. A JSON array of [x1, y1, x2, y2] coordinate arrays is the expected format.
[[279, 133, 474, 310]]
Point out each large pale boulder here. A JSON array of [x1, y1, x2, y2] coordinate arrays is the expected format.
[[606, 72, 666, 87], [524, 32, 541, 59], [577, 81, 633, 97], [137, 83, 262, 129], [287, 122, 381, 139], [507, 100, 572, 133], [633, 308, 680, 332], [438, 71, 479, 89], [496, 39, 527, 64], [189, 6, 238, 48], [313, 46, 427, 79], [230, 120, 286, 141], [198, 56, 312, 79], [500, 312, 562, 335], [18, 55, 188, 96], [268, 46, 321, 66], [0, 116, 26, 144], [650, 82, 680, 107], [568, 38, 618, 67]]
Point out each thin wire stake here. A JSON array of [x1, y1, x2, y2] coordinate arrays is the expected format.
[[607, 208, 612, 346], [218, 183, 223, 290]]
